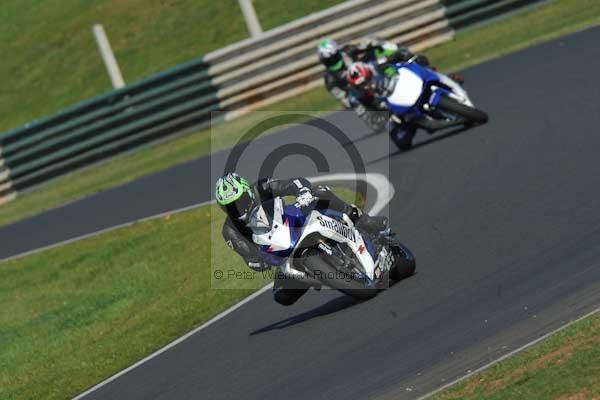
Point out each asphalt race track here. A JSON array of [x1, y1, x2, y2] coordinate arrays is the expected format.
[[5, 27, 600, 399]]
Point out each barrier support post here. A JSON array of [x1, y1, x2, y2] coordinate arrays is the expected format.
[[238, 0, 263, 38], [92, 24, 126, 89]]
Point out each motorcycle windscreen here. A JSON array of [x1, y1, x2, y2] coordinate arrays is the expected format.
[[247, 205, 272, 235], [386, 68, 424, 108]]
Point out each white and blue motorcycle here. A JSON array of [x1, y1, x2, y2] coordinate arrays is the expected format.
[[247, 196, 416, 300], [380, 59, 488, 149]]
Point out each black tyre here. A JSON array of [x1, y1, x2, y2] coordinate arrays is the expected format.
[[437, 95, 488, 125], [390, 242, 416, 281], [303, 250, 378, 300], [390, 123, 416, 151]]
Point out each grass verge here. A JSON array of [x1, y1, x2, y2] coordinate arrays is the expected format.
[[254, 0, 345, 30], [0, 187, 361, 400], [0, 0, 340, 134], [2, 0, 600, 228], [434, 311, 600, 400]]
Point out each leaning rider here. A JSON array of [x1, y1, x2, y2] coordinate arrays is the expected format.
[[345, 60, 421, 149], [346, 37, 432, 68], [317, 38, 354, 109], [350, 37, 464, 84], [216, 172, 387, 306], [317, 38, 432, 110]]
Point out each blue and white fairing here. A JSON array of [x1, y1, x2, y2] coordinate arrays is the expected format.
[[250, 199, 307, 266], [250, 197, 388, 281], [383, 62, 474, 119]]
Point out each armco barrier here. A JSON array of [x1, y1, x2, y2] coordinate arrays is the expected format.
[[0, 0, 545, 204]]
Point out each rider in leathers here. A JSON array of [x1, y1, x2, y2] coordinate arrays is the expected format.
[[318, 38, 437, 131], [217, 173, 386, 306]]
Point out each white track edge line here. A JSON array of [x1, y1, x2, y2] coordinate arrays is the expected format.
[[71, 172, 394, 399], [310, 172, 395, 216], [2, 173, 391, 263], [415, 306, 600, 400], [71, 282, 275, 400], [1, 200, 214, 263]]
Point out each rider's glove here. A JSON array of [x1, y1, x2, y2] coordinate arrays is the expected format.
[[348, 205, 363, 223], [295, 188, 316, 208], [375, 99, 389, 111]]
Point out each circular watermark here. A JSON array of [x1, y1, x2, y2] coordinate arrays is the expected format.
[[210, 110, 391, 291]]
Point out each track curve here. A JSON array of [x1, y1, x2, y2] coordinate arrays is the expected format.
[[5, 27, 600, 400]]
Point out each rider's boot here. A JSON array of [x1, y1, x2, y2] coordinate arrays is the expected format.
[[345, 203, 388, 233], [390, 120, 418, 146], [356, 214, 389, 233]]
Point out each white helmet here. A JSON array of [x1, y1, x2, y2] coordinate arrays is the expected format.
[[317, 38, 344, 71]]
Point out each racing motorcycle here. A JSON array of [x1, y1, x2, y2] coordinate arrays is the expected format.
[[381, 58, 488, 149], [247, 196, 416, 300]]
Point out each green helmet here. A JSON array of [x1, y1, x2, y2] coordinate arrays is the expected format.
[[215, 172, 257, 222]]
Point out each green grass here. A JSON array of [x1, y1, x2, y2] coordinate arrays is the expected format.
[[0, 0, 245, 134], [434, 311, 600, 399], [427, 0, 600, 72], [0, 0, 341, 135], [0, 187, 360, 400], [2, 0, 600, 229], [0, 204, 256, 400], [254, 0, 345, 30]]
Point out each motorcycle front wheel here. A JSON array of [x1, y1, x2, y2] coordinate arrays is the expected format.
[[390, 242, 416, 281], [437, 95, 489, 125]]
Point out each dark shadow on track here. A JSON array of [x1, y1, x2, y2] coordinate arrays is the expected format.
[[250, 295, 359, 336], [366, 126, 472, 166], [411, 126, 472, 150], [342, 129, 385, 147]]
